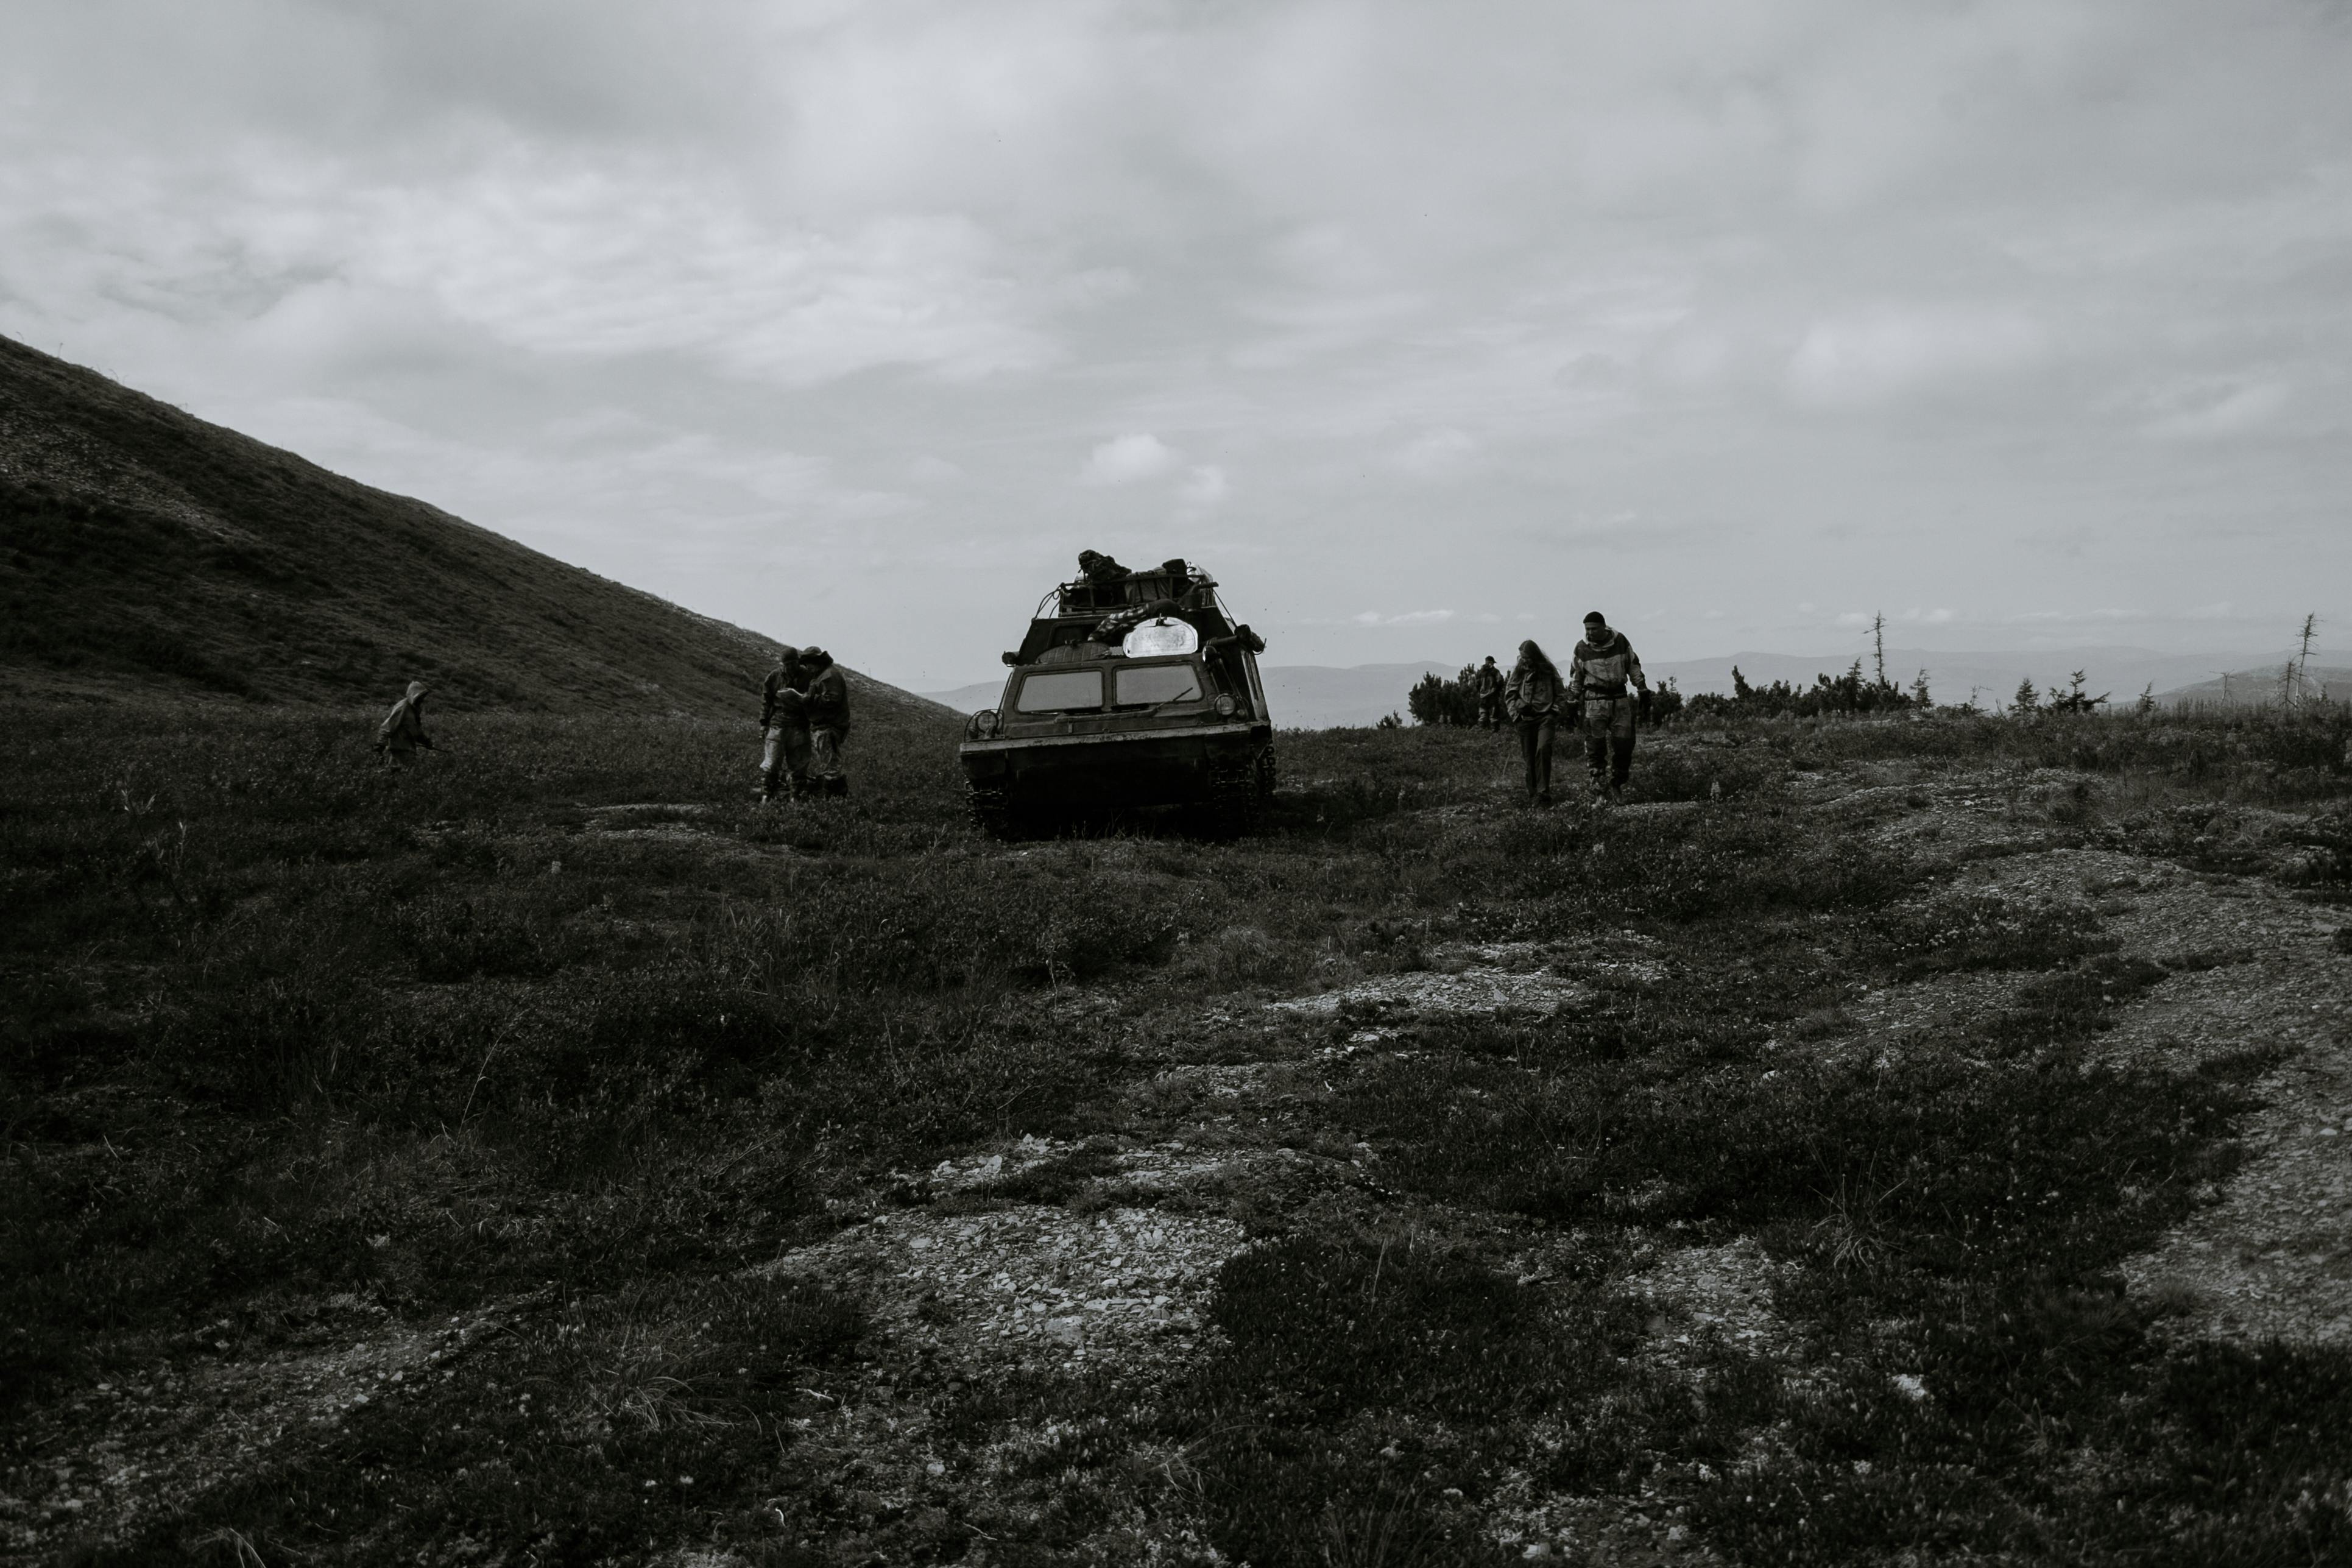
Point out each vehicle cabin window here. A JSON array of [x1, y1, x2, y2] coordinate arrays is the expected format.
[[1014, 669, 1105, 712], [1113, 662, 1203, 707]]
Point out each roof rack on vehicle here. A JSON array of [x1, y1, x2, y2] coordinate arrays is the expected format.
[[1011, 560, 1242, 668], [1043, 564, 1219, 620]]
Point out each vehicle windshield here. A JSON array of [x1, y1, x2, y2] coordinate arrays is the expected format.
[[1013, 669, 1104, 713], [1113, 662, 1204, 707]]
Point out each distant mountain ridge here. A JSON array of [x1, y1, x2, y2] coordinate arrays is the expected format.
[[2159, 665, 2352, 707], [0, 333, 948, 723]]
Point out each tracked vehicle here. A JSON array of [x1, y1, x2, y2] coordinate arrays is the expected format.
[[958, 557, 1276, 836]]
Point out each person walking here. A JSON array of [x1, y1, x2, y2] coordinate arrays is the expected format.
[[758, 646, 812, 802], [801, 648, 852, 797], [1567, 610, 1650, 797], [1505, 640, 1564, 806], [373, 680, 433, 767], [1472, 655, 1505, 730]]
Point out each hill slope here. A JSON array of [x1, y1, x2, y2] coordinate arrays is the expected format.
[[0, 334, 943, 722], [2157, 664, 2352, 707]]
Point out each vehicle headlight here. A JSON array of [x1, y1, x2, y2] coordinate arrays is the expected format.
[[972, 709, 1000, 738], [1213, 694, 1237, 716]]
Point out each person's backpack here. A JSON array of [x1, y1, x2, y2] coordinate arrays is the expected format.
[[374, 697, 409, 749]]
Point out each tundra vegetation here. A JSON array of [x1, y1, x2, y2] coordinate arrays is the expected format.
[[5, 696, 2351, 1566]]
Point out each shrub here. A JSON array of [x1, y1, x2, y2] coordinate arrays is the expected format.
[[1406, 665, 1483, 727], [1684, 659, 1920, 721]]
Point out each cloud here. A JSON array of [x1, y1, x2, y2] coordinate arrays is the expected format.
[[1350, 609, 1455, 627], [1180, 464, 1229, 505], [1081, 432, 1178, 485], [5, 1, 2351, 683], [366, 164, 1054, 386], [0, 142, 1056, 389], [1786, 305, 2047, 407], [1390, 426, 1475, 476], [2144, 381, 2289, 440]]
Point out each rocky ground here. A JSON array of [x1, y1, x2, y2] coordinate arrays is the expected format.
[[9, 730, 2350, 1566]]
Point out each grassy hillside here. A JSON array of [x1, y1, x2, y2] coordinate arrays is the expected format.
[[0, 333, 942, 724], [5, 699, 2350, 1564]]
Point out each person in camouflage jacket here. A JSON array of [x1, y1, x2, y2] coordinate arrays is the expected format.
[[1567, 611, 1650, 796]]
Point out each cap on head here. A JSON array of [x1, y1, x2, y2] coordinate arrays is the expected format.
[[803, 647, 832, 667], [1583, 612, 1606, 626], [406, 680, 429, 700]]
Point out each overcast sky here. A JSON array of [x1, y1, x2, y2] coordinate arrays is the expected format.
[[6, 0, 2348, 689]]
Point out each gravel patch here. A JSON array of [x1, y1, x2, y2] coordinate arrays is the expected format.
[[771, 1205, 1245, 1378], [1630, 1237, 1799, 1360], [1, 1304, 514, 1555]]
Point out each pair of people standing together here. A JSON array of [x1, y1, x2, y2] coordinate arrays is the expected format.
[[1505, 611, 1649, 807], [760, 646, 852, 800]]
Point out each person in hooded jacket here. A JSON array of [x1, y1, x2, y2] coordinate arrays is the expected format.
[[1567, 610, 1650, 796], [800, 648, 852, 797], [374, 680, 433, 766], [1505, 641, 1564, 805]]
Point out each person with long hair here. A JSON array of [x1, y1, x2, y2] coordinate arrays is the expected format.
[[1506, 639, 1565, 805]]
